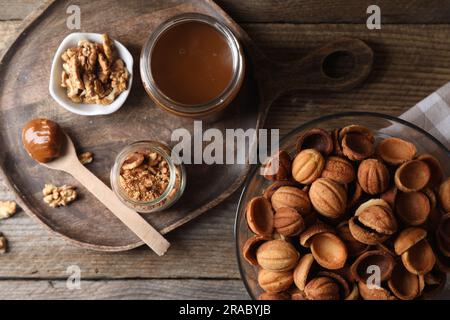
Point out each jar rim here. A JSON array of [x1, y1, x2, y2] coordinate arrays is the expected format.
[[140, 13, 245, 115], [111, 140, 180, 208]]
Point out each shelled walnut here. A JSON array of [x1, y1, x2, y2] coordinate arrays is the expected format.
[[60, 34, 129, 105], [78, 151, 94, 165], [42, 184, 77, 208], [0, 200, 17, 219], [243, 125, 449, 300]]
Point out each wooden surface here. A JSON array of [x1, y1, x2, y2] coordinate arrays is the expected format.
[[0, 0, 450, 300], [0, 0, 372, 253], [41, 134, 171, 255], [0, 0, 264, 252]]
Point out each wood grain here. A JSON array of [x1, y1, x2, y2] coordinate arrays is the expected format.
[[0, 0, 264, 251], [0, 19, 239, 280], [0, 21, 20, 57], [0, 279, 248, 299], [0, 0, 40, 20], [3, 0, 450, 24], [242, 23, 450, 136], [0, 192, 241, 279], [1, 22, 450, 277], [1, 0, 450, 301], [0, 0, 375, 252], [0, 20, 450, 277], [217, 0, 450, 23]]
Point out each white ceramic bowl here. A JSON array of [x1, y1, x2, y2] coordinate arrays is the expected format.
[[49, 32, 133, 116]]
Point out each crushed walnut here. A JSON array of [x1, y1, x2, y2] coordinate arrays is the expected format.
[[42, 184, 78, 208], [60, 34, 129, 105], [119, 151, 172, 202], [0, 233, 7, 254], [0, 200, 17, 220], [78, 151, 94, 165]]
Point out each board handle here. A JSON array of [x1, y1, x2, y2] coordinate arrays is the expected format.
[[67, 162, 170, 256], [271, 38, 373, 96]]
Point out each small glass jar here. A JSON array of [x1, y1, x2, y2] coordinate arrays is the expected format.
[[140, 13, 245, 118], [110, 141, 186, 213]]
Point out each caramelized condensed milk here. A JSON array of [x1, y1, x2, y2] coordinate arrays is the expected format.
[[22, 118, 65, 163], [140, 13, 245, 118]]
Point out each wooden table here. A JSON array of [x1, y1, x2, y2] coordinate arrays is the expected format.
[[1, 0, 449, 299]]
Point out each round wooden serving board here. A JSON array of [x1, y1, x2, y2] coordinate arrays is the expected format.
[[0, 0, 373, 251]]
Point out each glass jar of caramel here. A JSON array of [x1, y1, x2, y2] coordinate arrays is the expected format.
[[140, 13, 245, 118], [110, 141, 186, 213]]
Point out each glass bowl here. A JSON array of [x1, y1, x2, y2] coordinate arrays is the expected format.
[[234, 111, 450, 300]]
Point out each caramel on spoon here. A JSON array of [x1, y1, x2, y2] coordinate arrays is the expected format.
[[22, 119, 170, 256]]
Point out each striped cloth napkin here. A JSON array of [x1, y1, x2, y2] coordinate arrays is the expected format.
[[400, 82, 450, 150]]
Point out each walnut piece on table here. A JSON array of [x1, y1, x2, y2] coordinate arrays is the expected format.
[[0, 233, 7, 254], [78, 151, 94, 165], [42, 184, 77, 208], [0, 200, 17, 220]]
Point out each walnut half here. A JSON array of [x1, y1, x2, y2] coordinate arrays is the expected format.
[[78, 152, 94, 165], [42, 184, 77, 208], [0, 201, 17, 220]]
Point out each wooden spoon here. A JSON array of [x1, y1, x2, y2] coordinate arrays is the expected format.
[[40, 132, 170, 256]]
